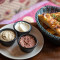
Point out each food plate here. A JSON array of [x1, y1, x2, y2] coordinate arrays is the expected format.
[[0, 23, 44, 59]]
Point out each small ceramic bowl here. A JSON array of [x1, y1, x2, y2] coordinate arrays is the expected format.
[[0, 28, 17, 47], [35, 5, 60, 45], [13, 21, 32, 37], [17, 34, 38, 53]]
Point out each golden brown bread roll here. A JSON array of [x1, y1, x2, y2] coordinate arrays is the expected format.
[[38, 13, 60, 35]]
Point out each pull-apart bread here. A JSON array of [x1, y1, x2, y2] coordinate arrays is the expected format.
[[38, 12, 60, 35]]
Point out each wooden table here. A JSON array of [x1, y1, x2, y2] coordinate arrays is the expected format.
[[0, 23, 60, 60]]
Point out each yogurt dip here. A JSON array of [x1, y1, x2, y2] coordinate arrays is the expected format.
[[19, 35, 36, 48], [0, 30, 16, 41], [15, 22, 31, 32]]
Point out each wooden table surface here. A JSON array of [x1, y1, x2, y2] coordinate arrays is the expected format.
[[0, 23, 60, 60]]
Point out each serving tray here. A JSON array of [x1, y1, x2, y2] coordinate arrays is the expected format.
[[0, 23, 44, 59]]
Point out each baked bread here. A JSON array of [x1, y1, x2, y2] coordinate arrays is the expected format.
[[38, 13, 60, 35]]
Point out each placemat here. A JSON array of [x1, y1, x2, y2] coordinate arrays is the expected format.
[[0, 0, 38, 21], [0, 1, 60, 24]]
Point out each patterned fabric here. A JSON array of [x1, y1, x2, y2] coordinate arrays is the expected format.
[[0, 1, 60, 24], [50, 0, 60, 5], [0, 0, 38, 21], [0, 0, 60, 24]]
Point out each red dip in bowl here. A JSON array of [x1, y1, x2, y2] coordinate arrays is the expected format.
[[19, 35, 36, 48]]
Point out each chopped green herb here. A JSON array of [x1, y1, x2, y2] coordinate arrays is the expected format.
[[57, 18, 60, 21], [57, 21, 58, 23], [57, 16, 60, 21], [59, 23, 60, 25], [52, 14, 56, 18], [45, 19, 47, 21], [55, 22, 57, 25]]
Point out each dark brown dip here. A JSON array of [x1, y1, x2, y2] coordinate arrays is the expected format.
[[19, 35, 36, 48]]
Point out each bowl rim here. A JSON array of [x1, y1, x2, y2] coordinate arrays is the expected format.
[[35, 5, 60, 40]]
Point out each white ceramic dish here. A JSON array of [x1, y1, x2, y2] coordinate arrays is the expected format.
[[0, 23, 44, 59]]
